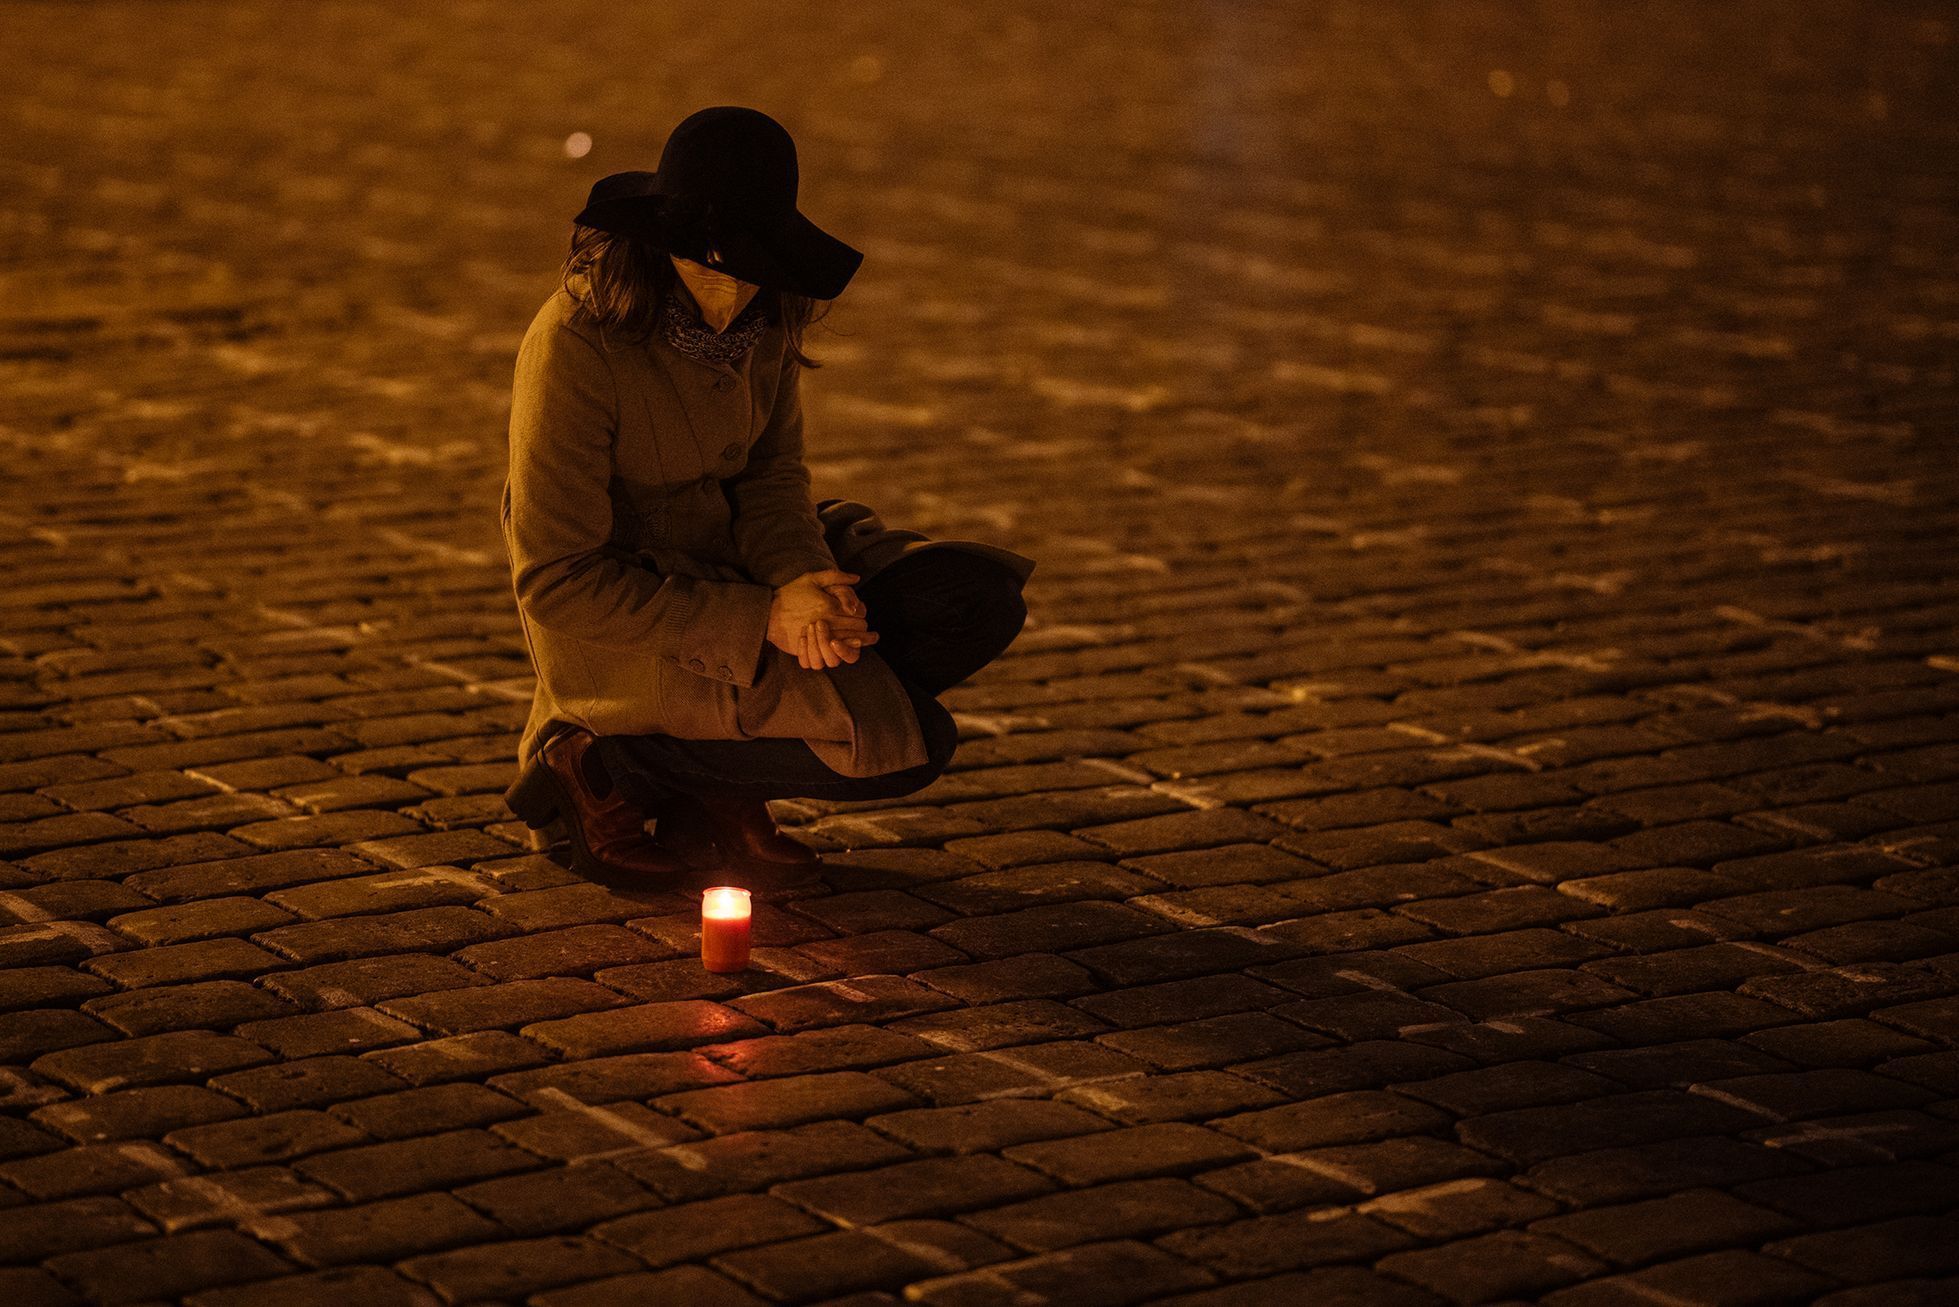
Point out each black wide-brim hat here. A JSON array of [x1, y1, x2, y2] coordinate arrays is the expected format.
[[573, 106, 863, 301]]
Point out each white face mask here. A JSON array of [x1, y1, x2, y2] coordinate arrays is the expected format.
[[672, 255, 761, 333]]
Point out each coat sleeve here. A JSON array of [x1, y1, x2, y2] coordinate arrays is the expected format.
[[504, 320, 774, 688], [726, 356, 838, 589]]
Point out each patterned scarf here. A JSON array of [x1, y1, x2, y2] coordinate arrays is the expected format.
[[659, 292, 770, 366]]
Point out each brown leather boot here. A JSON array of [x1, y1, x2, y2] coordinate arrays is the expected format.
[[658, 793, 818, 869], [505, 729, 690, 878]]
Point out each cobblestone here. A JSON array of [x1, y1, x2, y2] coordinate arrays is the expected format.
[[2, 0, 1958, 1302]]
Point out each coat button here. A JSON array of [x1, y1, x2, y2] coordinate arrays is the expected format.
[[717, 664, 733, 679], [720, 442, 743, 461], [713, 375, 735, 392], [689, 657, 705, 672]]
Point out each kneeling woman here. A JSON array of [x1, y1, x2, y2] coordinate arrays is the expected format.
[[500, 107, 1031, 879]]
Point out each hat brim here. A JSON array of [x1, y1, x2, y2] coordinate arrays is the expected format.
[[574, 189, 862, 301], [701, 210, 863, 301]]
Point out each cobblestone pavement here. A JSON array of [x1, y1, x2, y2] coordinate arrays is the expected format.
[[2, 1, 1958, 1303]]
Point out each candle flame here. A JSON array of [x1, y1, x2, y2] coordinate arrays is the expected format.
[[702, 886, 751, 920]]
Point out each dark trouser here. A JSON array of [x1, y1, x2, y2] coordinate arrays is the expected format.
[[596, 551, 1027, 804]]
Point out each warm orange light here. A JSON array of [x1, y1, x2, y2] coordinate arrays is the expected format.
[[700, 886, 751, 972]]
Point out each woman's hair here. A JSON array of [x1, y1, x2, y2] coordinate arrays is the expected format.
[[561, 224, 829, 368]]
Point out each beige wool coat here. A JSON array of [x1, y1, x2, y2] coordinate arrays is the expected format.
[[501, 283, 930, 779]]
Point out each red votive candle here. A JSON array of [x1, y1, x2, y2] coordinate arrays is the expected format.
[[700, 886, 752, 973]]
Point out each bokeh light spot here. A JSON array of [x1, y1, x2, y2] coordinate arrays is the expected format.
[[564, 131, 593, 159]]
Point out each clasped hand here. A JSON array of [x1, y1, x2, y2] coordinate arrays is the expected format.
[[767, 569, 878, 671]]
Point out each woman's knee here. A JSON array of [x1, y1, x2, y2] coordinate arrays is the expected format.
[[914, 559, 1026, 640], [844, 701, 955, 802], [971, 568, 1027, 652], [914, 694, 960, 773]]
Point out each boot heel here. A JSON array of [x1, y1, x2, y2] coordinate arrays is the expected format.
[[525, 817, 566, 853], [505, 764, 561, 828]]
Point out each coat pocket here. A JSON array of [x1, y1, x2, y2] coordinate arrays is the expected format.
[[648, 657, 741, 740], [566, 641, 740, 742]]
